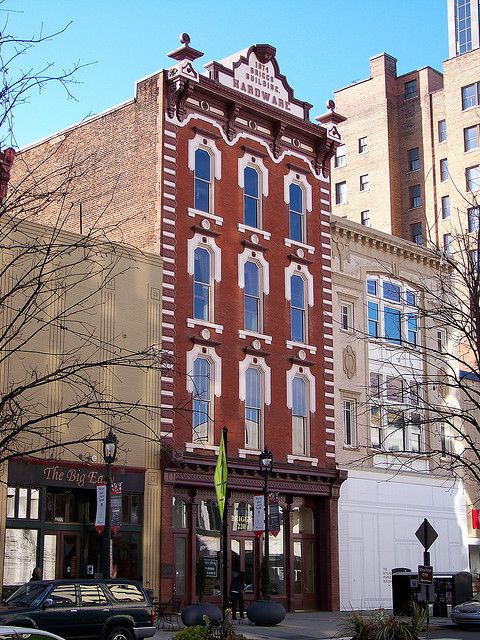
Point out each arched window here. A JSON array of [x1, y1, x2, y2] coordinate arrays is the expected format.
[[292, 376, 308, 455], [244, 261, 261, 332], [192, 357, 212, 443], [245, 367, 262, 450], [193, 247, 211, 321], [291, 274, 306, 342], [289, 183, 304, 243], [244, 166, 260, 228], [194, 148, 211, 212]]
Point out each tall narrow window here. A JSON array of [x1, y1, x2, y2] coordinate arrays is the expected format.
[[193, 247, 211, 321], [468, 206, 480, 232], [442, 195, 450, 219], [244, 261, 261, 332], [292, 377, 308, 456], [358, 137, 368, 154], [409, 185, 421, 208], [245, 368, 261, 450], [192, 357, 211, 443], [244, 166, 260, 228], [291, 274, 306, 343], [455, 0, 472, 54], [289, 183, 304, 242], [440, 158, 448, 182], [361, 210, 371, 227], [194, 149, 211, 212], [335, 181, 347, 205], [407, 313, 418, 345], [368, 301, 379, 338], [360, 174, 370, 191], [464, 125, 479, 151], [411, 222, 423, 245], [443, 233, 453, 257], [343, 399, 357, 446], [467, 166, 480, 192], [334, 144, 346, 168], [408, 148, 420, 171], [438, 120, 447, 142], [384, 306, 401, 343], [404, 79, 417, 99]]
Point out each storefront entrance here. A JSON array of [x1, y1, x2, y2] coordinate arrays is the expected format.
[[44, 532, 80, 579]]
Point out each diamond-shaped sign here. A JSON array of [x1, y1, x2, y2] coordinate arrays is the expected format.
[[415, 519, 438, 551]]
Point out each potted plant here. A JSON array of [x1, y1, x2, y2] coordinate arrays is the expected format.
[[246, 559, 285, 627], [181, 558, 222, 628]]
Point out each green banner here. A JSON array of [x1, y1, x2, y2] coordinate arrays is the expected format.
[[214, 432, 227, 520]]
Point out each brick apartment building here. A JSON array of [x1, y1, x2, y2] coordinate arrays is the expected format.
[[14, 38, 345, 610]]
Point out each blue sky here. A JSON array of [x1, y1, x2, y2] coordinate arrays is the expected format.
[[7, 0, 447, 148]]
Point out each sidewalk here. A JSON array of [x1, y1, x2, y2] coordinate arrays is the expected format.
[[153, 610, 453, 640]]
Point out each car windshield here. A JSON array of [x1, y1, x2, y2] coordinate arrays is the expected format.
[[5, 583, 49, 606]]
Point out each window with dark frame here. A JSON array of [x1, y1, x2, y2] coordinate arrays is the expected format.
[[409, 185, 422, 208], [411, 222, 423, 245], [466, 165, 480, 192], [462, 82, 479, 110], [361, 210, 371, 227], [360, 174, 370, 191], [358, 137, 368, 154], [408, 148, 420, 172], [343, 399, 357, 446], [464, 125, 479, 152], [404, 79, 417, 99], [442, 195, 451, 219], [440, 158, 448, 182], [468, 206, 480, 232], [334, 144, 346, 168], [335, 181, 347, 205]]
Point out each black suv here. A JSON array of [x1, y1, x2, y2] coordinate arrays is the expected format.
[[0, 580, 156, 640]]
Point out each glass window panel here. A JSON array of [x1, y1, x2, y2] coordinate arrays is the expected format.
[[194, 248, 210, 321], [173, 498, 188, 529], [367, 279, 377, 296], [175, 537, 186, 596], [304, 542, 314, 594], [468, 207, 480, 232], [465, 126, 479, 151], [244, 196, 258, 228], [232, 502, 253, 532], [386, 376, 403, 402], [438, 120, 446, 142], [3, 528, 38, 585], [384, 306, 401, 343], [268, 506, 284, 596], [49, 584, 77, 607], [368, 301, 379, 338], [290, 212, 302, 242], [194, 180, 209, 212], [193, 358, 211, 442], [408, 313, 418, 345], [467, 166, 480, 191], [291, 275, 306, 342], [43, 534, 56, 581], [385, 411, 405, 451], [293, 541, 302, 594], [196, 500, 221, 597], [30, 489, 39, 519], [370, 372, 381, 398], [18, 488, 28, 519], [6, 488, 15, 518], [289, 184, 302, 213], [80, 584, 109, 605], [383, 282, 401, 302], [244, 262, 259, 296], [246, 368, 261, 450], [292, 506, 314, 534], [244, 262, 260, 332], [408, 148, 420, 171], [292, 377, 307, 416], [406, 291, 416, 306], [106, 583, 144, 602], [370, 405, 381, 448], [195, 149, 211, 181], [244, 167, 259, 198]]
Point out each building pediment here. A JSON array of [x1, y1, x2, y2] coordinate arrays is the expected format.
[[204, 44, 312, 120]]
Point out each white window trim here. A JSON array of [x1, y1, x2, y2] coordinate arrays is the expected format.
[[287, 454, 318, 467], [187, 318, 224, 334], [238, 153, 269, 197], [186, 344, 222, 398], [187, 207, 224, 226], [238, 247, 270, 295], [283, 170, 312, 212], [340, 301, 354, 333], [239, 448, 262, 458], [285, 262, 314, 307], [239, 354, 272, 406], [286, 364, 316, 413], [187, 233, 222, 283], [238, 223, 271, 241], [285, 339, 317, 355], [188, 134, 222, 180], [238, 329, 272, 344], [284, 237, 315, 255]]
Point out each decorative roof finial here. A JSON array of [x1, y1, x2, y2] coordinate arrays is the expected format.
[[326, 99, 336, 112], [167, 32, 204, 62]]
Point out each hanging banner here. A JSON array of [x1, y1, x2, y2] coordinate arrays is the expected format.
[[253, 494, 264, 537], [269, 492, 281, 537], [214, 431, 228, 520], [95, 484, 107, 534], [111, 482, 123, 534]]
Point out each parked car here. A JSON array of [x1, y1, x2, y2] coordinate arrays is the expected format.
[[0, 580, 155, 640], [0, 625, 66, 640], [451, 593, 480, 626]]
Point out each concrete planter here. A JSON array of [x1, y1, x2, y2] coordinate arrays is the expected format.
[[180, 603, 223, 627], [246, 600, 286, 626]]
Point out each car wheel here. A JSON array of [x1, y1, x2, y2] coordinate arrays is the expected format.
[[106, 627, 132, 640]]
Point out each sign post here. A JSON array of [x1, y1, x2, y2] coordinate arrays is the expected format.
[[415, 519, 438, 625]]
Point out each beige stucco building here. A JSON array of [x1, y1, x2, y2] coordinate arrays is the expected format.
[[0, 216, 164, 595], [331, 214, 469, 608]]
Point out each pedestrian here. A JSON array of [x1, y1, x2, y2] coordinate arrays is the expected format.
[[229, 571, 245, 620], [30, 567, 42, 581]]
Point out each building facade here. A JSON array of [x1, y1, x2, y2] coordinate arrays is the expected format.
[[0, 218, 164, 593], [331, 215, 469, 609], [14, 39, 345, 610]]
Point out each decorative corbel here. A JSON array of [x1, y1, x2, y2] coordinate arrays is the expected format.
[[225, 101, 240, 141], [177, 79, 194, 122], [316, 138, 335, 178], [271, 120, 286, 159]]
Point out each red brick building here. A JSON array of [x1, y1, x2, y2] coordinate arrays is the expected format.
[[15, 37, 346, 611]]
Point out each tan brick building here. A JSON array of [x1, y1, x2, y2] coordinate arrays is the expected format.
[[0, 217, 163, 594], [331, 0, 480, 254]]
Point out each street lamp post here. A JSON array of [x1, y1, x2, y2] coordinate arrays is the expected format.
[[101, 429, 118, 579], [259, 448, 273, 600]]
